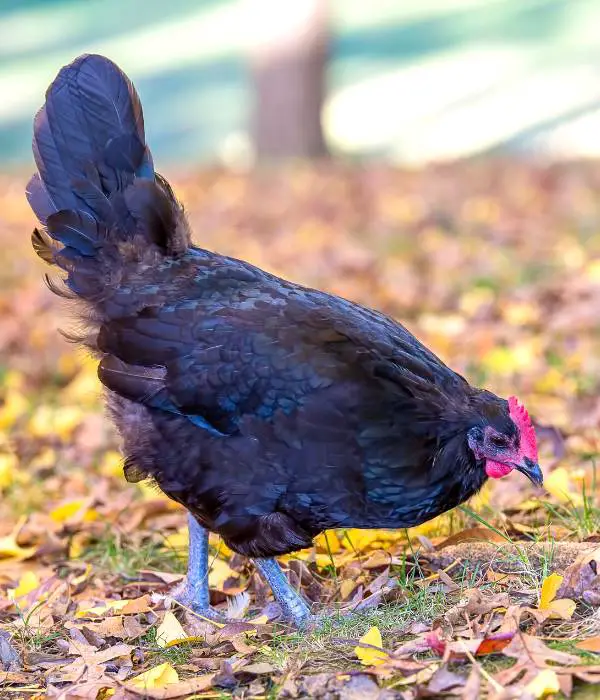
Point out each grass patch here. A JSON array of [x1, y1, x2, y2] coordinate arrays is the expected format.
[[541, 463, 600, 540], [140, 626, 194, 666], [547, 639, 600, 665], [264, 588, 447, 672], [83, 530, 185, 578]]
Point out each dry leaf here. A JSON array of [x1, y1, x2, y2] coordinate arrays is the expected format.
[[77, 596, 151, 618], [575, 637, 600, 653]]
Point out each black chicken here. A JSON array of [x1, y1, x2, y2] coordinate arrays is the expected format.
[[27, 55, 542, 626]]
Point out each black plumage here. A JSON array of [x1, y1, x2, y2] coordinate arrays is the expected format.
[[28, 56, 541, 620]]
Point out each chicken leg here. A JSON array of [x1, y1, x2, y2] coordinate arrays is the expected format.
[[169, 514, 226, 621], [253, 557, 313, 627], [170, 514, 313, 626]]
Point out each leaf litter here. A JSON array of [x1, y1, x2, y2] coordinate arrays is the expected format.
[[1, 161, 600, 697]]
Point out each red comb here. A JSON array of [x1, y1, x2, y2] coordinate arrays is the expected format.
[[508, 396, 538, 461]]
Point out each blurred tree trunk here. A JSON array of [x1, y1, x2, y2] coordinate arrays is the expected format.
[[248, 0, 329, 160]]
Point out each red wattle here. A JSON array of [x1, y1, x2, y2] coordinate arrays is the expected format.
[[485, 460, 513, 479]]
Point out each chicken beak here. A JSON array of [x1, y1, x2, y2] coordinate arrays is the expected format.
[[514, 456, 543, 487]]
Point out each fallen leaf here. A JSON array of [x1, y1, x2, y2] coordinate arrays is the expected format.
[[50, 499, 98, 524], [155, 612, 189, 648], [526, 669, 560, 698], [125, 673, 216, 698], [8, 571, 41, 600], [544, 467, 583, 505], [240, 662, 275, 674], [76, 596, 151, 618], [475, 632, 514, 656], [539, 573, 576, 619], [354, 627, 388, 666], [576, 637, 600, 653], [208, 558, 239, 590], [0, 453, 17, 490], [0, 517, 36, 562], [557, 546, 600, 606], [128, 662, 179, 690]]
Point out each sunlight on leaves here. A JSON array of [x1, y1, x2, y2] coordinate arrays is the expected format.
[[0, 517, 36, 562]]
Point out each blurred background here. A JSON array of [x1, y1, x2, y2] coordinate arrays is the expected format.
[[3, 0, 600, 167], [1, 0, 600, 565]]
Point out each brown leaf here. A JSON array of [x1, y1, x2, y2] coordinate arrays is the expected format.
[[442, 589, 509, 629], [502, 632, 579, 666], [426, 666, 465, 694], [462, 667, 481, 700], [239, 662, 276, 675], [575, 637, 600, 653], [557, 546, 600, 606], [123, 673, 216, 698]]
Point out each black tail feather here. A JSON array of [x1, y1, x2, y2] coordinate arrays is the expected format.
[[28, 53, 190, 307], [30, 54, 150, 222]]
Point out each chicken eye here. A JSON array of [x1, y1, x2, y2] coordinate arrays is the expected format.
[[490, 435, 508, 448]]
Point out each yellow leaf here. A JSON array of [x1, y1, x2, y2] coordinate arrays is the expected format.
[[129, 662, 179, 690], [29, 447, 57, 471], [50, 499, 98, 524], [28, 405, 83, 440], [63, 365, 101, 404], [314, 531, 342, 554], [526, 669, 560, 698], [0, 518, 36, 562], [539, 573, 575, 619], [8, 571, 41, 600], [99, 450, 123, 478], [340, 579, 357, 600], [354, 626, 388, 666], [208, 558, 239, 590], [156, 612, 188, 648], [70, 563, 93, 588], [547, 598, 576, 619], [0, 389, 28, 430], [163, 528, 188, 552], [539, 573, 563, 609], [248, 614, 269, 625], [69, 532, 91, 559], [544, 467, 583, 506], [98, 690, 115, 700], [0, 452, 17, 490], [313, 551, 355, 570]]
